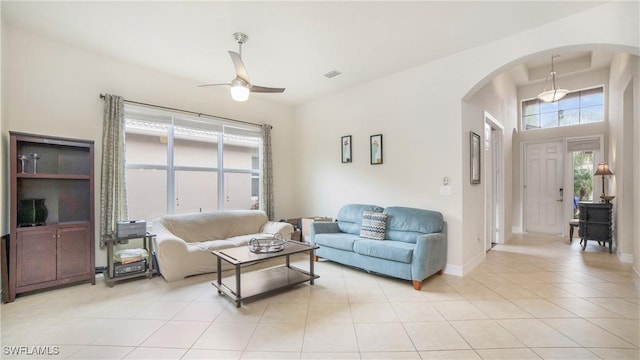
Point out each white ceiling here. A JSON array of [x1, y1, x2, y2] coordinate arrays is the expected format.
[[2, 1, 609, 106]]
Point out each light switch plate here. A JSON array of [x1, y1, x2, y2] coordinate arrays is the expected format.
[[440, 185, 452, 196]]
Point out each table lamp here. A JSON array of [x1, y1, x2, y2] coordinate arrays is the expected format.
[[594, 162, 614, 203]]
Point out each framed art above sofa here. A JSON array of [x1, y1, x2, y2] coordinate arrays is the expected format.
[[370, 134, 383, 165]]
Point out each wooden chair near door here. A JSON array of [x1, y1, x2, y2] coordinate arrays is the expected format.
[[569, 218, 580, 242]]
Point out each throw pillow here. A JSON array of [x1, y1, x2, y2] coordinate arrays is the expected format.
[[360, 211, 388, 240]]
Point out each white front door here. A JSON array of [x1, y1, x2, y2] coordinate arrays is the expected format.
[[525, 141, 564, 234]]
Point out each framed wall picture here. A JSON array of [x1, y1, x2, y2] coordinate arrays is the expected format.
[[370, 134, 383, 165], [470, 131, 481, 184], [341, 135, 352, 163]]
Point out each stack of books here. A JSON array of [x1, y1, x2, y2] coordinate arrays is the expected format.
[[113, 248, 149, 264]]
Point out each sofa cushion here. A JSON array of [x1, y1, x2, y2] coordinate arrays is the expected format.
[[360, 211, 388, 240], [384, 206, 444, 243], [158, 210, 268, 242], [314, 233, 361, 251], [336, 204, 384, 235], [192, 239, 236, 252], [353, 239, 414, 263]]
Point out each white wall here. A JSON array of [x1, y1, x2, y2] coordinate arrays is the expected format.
[[461, 72, 517, 273], [608, 53, 639, 267], [2, 24, 297, 267], [1, 5, 6, 238], [295, 58, 466, 266], [295, 1, 639, 272], [635, 65, 640, 284]]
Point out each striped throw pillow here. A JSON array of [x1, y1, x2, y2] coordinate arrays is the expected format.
[[360, 211, 388, 240]]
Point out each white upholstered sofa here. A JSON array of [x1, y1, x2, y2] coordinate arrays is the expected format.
[[152, 210, 294, 282]]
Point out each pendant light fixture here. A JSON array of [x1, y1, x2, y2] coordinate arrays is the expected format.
[[537, 55, 569, 103]]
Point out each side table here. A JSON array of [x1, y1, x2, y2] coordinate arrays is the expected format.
[[102, 232, 156, 287], [578, 202, 613, 253]]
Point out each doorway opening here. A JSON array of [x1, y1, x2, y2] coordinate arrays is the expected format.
[[484, 112, 504, 252]]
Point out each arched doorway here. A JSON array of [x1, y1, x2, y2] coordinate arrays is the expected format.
[[462, 45, 638, 270]]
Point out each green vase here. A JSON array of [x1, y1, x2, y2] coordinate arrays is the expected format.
[[17, 199, 48, 227]]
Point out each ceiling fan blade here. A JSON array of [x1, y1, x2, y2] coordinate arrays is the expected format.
[[250, 85, 286, 93], [228, 51, 250, 83], [197, 83, 230, 87]]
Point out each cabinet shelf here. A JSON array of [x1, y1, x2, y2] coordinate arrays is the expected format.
[[17, 173, 91, 180], [15, 221, 91, 232]]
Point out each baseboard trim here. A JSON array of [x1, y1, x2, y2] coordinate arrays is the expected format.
[[618, 251, 634, 263], [444, 251, 486, 277], [444, 264, 463, 277], [462, 251, 486, 275]]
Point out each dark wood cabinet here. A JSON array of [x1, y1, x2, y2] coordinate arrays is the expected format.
[[8, 132, 95, 302], [578, 202, 613, 253]]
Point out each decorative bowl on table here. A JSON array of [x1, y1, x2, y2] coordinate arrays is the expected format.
[[248, 233, 286, 253], [600, 195, 615, 203]]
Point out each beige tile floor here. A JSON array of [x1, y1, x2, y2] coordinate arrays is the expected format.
[[1, 234, 638, 359]]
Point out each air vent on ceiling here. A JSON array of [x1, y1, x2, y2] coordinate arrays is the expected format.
[[324, 70, 342, 79]]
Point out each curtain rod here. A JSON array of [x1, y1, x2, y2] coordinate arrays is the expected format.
[[99, 94, 272, 129]]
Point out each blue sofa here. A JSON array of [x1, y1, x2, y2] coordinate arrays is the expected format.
[[310, 204, 447, 290]]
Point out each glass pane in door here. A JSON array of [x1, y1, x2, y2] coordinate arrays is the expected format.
[[573, 151, 594, 217]]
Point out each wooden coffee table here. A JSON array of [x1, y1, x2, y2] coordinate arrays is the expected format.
[[211, 240, 319, 307]]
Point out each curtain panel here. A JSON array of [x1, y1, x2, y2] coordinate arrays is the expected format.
[[100, 94, 128, 238], [261, 124, 274, 220]]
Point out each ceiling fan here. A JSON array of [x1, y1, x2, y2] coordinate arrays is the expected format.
[[199, 32, 285, 102]]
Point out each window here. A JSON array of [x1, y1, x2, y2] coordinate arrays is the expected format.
[[522, 87, 604, 130], [251, 155, 259, 198], [567, 137, 601, 218], [124, 105, 262, 222], [572, 151, 595, 217]]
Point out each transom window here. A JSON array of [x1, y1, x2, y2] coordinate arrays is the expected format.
[[522, 87, 604, 130]]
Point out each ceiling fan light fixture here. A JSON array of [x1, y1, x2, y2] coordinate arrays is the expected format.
[[198, 32, 285, 101], [537, 55, 569, 103], [230, 79, 250, 102]]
